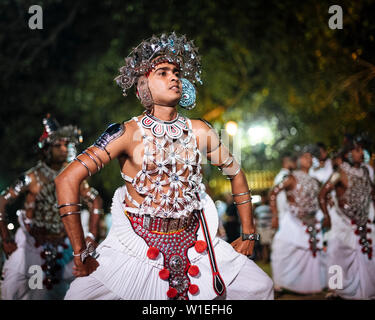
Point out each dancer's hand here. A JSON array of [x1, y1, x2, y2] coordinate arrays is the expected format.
[[231, 237, 255, 256], [2, 239, 17, 258], [73, 256, 99, 277]]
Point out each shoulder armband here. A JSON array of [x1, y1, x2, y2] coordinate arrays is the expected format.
[[93, 123, 125, 159], [329, 171, 341, 185]]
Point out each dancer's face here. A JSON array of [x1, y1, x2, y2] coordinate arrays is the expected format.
[[299, 152, 313, 169], [351, 145, 363, 164], [147, 62, 182, 106], [50, 139, 68, 164]]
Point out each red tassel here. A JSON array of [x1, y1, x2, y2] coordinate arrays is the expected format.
[[167, 287, 178, 299], [159, 268, 170, 280], [188, 265, 200, 277], [188, 284, 199, 295], [194, 240, 207, 253], [147, 247, 159, 260]]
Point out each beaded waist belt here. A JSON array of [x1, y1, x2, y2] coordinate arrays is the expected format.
[[125, 211, 194, 234], [125, 210, 205, 300]]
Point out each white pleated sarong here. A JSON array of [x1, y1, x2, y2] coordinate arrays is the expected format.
[[65, 186, 274, 300], [325, 204, 375, 300], [1, 222, 74, 300], [271, 210, 327, 294]]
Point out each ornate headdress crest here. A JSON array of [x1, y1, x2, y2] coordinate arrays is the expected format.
[[115, 32, 202, 96], [38, 114, 83, 149]]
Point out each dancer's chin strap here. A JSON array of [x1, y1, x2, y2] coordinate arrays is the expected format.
[[195, 193, 226, 296]]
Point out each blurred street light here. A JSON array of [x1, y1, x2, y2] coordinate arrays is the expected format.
[[225, 121, 238, 136], [247, 124, 274, 146]]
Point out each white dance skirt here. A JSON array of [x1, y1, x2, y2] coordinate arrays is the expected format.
[[1, 221, 74, 300], [65, 186, 274, 300], [325, 204, 375, 300], [271, 210, 327, 293]]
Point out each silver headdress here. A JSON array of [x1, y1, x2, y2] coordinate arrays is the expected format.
[[115, 32, 203, 97], [38, 114, 83, 149]]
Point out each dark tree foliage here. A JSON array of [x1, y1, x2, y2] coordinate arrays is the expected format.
[[1, 0, 374, 208]]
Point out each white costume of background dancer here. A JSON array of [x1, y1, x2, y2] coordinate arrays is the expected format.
[[320, 161, 375, 299], [271, 160, 327, 294]]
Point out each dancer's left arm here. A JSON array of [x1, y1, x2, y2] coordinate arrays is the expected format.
[[194, 120, 256, 256]]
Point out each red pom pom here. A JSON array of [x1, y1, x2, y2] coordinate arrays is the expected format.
[[188, 284, 199, 295], [355, 230, 360, 235], [367, 228, 372, 233], [195, 240, 207, 253], [188, 265, 200, 277], [40, 251, 46, 259], [351, 219, 356, 225], [147, 247, 159, 260], [167, 287, 178, 299], [159, 268, 170, 280], [41, 264, 47, 271]]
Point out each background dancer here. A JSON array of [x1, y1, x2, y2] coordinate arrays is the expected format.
[[270, 146, 326, 295], [319, 137, 375, 299], [0, 115, 103, 299]]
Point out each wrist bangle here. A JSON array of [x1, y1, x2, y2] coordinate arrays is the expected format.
[[86, 232, 95, 240], [73, 241, 96, 262]]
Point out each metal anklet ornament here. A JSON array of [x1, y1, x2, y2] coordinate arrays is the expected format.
[[179, 78, 196, 110]]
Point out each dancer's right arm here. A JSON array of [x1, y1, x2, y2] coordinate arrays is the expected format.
[[55, 121, 132, 276], [318, 171, 341, 230], [269, 176, 294, 229], [0, 173, 34, 257]]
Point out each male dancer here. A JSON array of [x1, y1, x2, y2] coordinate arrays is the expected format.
[[319, 138, 375, 299], [0, 115, 103, 299], [273, 152, 296, 221], [55, 32, 274, 300], [270, 146, 326, 294]]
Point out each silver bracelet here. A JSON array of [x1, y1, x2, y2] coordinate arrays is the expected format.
[[73, 241, 95, 262], [93, 208, 104, 215], [60, 211, 81, 218], [218, 156, 234, 169], [232, 190, 251, 197], [86, 232, 95, 240], [233, 199, 252, 206], [57, 203, 82, 209], [82, 151, 101, 172], [74, 157, 92, 176], [225, 166, 241, 179], [89, 149, 104, 169]]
